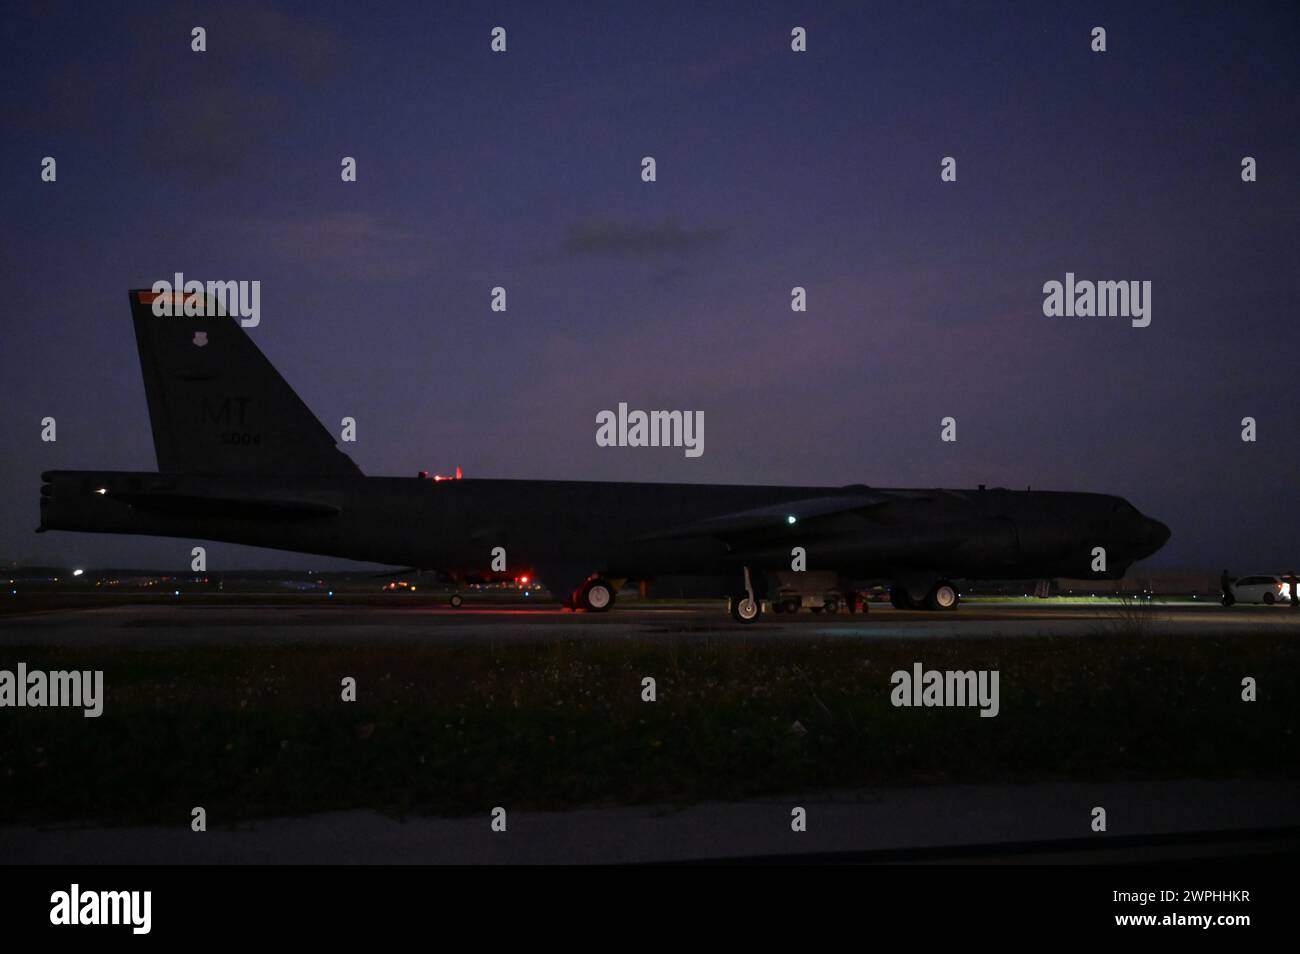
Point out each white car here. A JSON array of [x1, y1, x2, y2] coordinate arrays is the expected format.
[[1231, 575, 1294, 605]]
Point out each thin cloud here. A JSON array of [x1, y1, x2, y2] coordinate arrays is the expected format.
[[241, 212, 446, 281], [564, 219, 727, 258], [128, 3, 340, 185]]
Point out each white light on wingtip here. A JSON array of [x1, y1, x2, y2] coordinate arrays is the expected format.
[[73, 569, 84, 576], [786, 515, 797, 525], [94, 488, 107, 495]]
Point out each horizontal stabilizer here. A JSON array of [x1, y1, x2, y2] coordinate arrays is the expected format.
[[112, 490, 340, 520]]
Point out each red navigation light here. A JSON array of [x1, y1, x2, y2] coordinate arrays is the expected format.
[[422, 467, 464, 482]]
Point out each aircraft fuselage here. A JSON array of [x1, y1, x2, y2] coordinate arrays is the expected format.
[[40, 471, 1169, 597]]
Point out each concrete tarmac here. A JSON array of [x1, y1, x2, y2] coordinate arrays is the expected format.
[[3, 778, 1297, 864], [1, 598, 1297, 648]]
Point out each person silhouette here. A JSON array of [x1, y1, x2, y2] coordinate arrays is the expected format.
[[1220, 569, 1235, 607]]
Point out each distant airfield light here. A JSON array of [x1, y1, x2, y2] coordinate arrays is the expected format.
[[174, 590, 180, 596], [72, 569, 84, 577], [327, 591, 334, 598]]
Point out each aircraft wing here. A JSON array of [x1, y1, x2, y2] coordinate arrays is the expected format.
[[636, 492, 893, 542]]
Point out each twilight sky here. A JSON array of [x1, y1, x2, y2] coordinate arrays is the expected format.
[[2, 0, 1298, 571]]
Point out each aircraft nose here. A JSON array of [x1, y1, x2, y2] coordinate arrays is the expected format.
[[1139, 517, 1171, 555]]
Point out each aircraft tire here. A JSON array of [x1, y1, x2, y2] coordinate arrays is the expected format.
[[449, 593, 463, 608], [925, 581, 960, 611], [730, 593, 761, 622], [580, 578, 616, 612]]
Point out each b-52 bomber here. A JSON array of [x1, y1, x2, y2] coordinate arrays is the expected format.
[[38, 290, 1170, 621]]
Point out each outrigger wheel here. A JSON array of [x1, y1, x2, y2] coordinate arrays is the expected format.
[[730, 566, 762, 622], [731, 593, 761, 622]]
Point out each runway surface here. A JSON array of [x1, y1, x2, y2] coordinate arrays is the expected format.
[[2, 598, 1298, 647], [4, 778, 1298, 864]]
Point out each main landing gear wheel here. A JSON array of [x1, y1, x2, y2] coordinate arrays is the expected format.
[[579, 578, 615, 612], [925, 581, 959, 610], [449, 593, 463, 608], [731, 593, 761, 622]]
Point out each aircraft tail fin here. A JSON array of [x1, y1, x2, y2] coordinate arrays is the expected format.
[[129, 289, 362, 477]]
